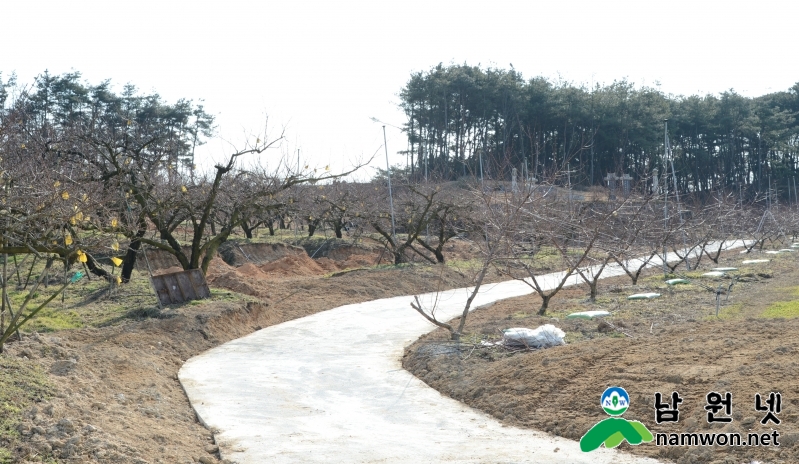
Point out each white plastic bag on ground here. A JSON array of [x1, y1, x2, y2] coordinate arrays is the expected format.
[[502, 325, 566, 349]]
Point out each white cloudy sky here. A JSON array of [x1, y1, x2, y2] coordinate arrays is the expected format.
[[2, 0, 796, 178]]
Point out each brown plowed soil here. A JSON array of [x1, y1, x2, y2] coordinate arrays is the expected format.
[[403, 250, 799, 464]]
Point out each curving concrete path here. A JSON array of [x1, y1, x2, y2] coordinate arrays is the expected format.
[[179, 242, 746, 463]]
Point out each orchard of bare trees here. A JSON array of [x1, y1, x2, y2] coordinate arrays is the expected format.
[[2, 71, 799, 349]]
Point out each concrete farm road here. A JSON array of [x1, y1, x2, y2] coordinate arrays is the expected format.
[[179, 246, 745, 462]]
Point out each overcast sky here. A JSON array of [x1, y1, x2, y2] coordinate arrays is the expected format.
[[3, 0, 796, 178]]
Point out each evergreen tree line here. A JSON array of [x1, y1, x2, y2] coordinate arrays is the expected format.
[[0, 71, 215, 175], [399, 64, 799, 200]]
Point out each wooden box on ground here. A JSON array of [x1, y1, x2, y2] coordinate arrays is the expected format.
[[150, 269, 211, 306]]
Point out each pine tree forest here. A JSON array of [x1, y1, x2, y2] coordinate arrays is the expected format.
[[398, 64, 799, 201]]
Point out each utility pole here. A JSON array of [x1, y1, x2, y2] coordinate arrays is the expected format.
[[665, 122, 688, 270], [443, 98, 448, 179], [758, 136, 762, 193], [590, 135, 595, 187], [423, 146, 428, 182], [567, 168, 572, 212], [590, 83, 596, 187], [663, 120, 669, 275], [738, 182, 742, 208], [383, 126, 397, 244], [768, 174, 772, 210], [478, 143, 484, 190]]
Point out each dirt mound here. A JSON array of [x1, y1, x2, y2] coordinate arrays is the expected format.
[[237, 263, 267, 278], [152, 265, 183, 276], [207, 271, 271, 299], [293, 239, 385, 263], [217, 242, 306, 267], [206, 253, 330, 297], [315, 257, 341, 273], [207, 240, 387, 299], [141, 241, 383, 292], [259, 254, 326, 277], [325, 244, 378, 261], [324, 245, 383, 268], [205, 255, 234, 277], [215, 252, 331, 280]]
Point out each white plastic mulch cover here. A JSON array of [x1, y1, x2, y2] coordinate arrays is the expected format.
[[566, 310, 611, 319], [702, 271, 726, 277], [627, 292, 661, 300], [502, 325, 566, 348]]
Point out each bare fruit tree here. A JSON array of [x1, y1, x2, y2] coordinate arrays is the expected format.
[[409, 180, 523, 341], [505, 188, 623, 315]]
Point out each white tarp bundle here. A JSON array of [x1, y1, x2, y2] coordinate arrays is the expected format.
[[502, 325, 566, 349]]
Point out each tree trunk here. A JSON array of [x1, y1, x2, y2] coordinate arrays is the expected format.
[[241, 220, 254, 239], [393, 245, 408, 265], [537, 294, 552, 316], [121, 225, 146, 283], [589, 281, 598, 302]]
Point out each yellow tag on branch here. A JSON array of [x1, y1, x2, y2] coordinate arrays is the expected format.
[[65, 233, 73, 245], [61, 191, 69, 200], [76, 250, 87, 263], [54, 181, 61, 188], [111, 218, 118, 228], [111, 257, 123, 267], [181, 185, 188, 193]]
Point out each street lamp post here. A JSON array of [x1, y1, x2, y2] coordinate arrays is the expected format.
[[382, 125, 397, 243]]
